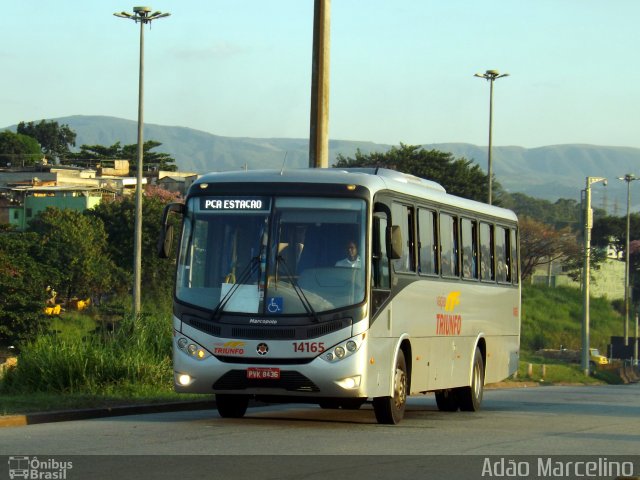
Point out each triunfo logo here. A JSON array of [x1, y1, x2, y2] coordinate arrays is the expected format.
[[213, 341, 246, 355], [436, 291, 462, 335]]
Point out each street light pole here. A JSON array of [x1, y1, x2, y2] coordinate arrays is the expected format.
[[474, 69, 509, 205], [618, 174, 638, 347], [114, 7, 170, 317], [582, 176, 607, 376]]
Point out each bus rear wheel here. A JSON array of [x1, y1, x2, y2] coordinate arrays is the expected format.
[[457, 347, 485, 412], [373, 350, 407, 425], [216, 394, 249, 418]]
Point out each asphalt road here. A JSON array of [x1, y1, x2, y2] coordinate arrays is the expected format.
[[1, 384, 639, 479]]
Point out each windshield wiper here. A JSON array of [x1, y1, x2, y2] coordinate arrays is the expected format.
[[212, 256, 259, 320], [276, 255, 320, 323]]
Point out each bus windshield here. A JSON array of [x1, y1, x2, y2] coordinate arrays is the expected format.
[[176, 196, 366, 316]]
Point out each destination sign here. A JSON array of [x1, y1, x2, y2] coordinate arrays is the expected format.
[[200, 196, 270, 211]]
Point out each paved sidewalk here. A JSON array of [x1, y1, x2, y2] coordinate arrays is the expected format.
[[0, 400, 216, 428]]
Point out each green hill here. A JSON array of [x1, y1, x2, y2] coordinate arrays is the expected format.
[[4, 115, 640, 209], [521, 284, 622, 354]]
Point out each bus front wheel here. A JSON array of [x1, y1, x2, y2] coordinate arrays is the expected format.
[[216, 394, 249, 418], [457, 347, 485, 412], [373, 350, 407, 424]]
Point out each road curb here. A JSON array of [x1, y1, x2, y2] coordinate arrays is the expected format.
[[0, 400, 216, 429]]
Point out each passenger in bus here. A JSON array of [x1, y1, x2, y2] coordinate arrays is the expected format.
[[335, 240, 361, 268]]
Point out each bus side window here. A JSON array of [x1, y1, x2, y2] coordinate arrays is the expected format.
[[461, 218, 478, 279], [373, 214, 390, 289], [480, 222, 495, 282], [511, 228, 519, 284], [440, 213, 459, 277], [418, 208, 437, 275], [391, 203, 416, 273], [496, 226, 509, 283]]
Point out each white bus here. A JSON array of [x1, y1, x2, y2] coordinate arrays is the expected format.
[[159, 168, 520, 424]]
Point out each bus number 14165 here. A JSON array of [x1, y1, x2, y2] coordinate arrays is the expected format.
[[293, 342, 325, 353]]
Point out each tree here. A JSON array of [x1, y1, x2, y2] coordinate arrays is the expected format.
[[0, 232, 49, 345], [593, 213, 640, 305], [500, 192, 581, 229], [68, 140, 177, 173], [0, 131, 43, 167], [17, 120, 77, 160], [592, 214, 640, 258], [334, 144, 494, 202], [519, 216, 582, 281], [121, 140, 177, 173], [28, 208, 126, 302], [88, 186, 182, 306]]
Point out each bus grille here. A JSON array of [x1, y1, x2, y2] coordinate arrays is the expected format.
[[187, 318, 221, 336], [216, 356, 314, 365], [213, 370, 320, 392], [306, 320, 344, 338]]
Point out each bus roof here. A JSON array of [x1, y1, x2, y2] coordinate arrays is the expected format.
[[192, 168, 518, 222]]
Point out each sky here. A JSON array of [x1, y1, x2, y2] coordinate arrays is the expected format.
[[2, 0, 640, 149]]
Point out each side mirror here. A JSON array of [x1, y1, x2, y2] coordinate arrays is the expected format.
[[388, 225, 403, 260], [158, 224, 174, 259], [158, 202, 184, 259]]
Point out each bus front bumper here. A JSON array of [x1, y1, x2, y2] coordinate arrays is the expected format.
[[173, 341, 372, 399]]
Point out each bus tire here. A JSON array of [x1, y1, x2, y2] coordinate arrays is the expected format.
[[435, 389, 459, 412], [216, 394, 249, 418], [373, 350, 407, 424], [457, 347, 485, 412]]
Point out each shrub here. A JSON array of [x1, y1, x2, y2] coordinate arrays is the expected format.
[[1, 312, 172, 394]]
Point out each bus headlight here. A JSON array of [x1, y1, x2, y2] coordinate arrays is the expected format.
[[176, 336, 210, 361], [335, 375, 361, 389], [322, 334, 365, 363]]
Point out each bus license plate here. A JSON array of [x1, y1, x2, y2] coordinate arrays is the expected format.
[[247, 367, 280, 380]]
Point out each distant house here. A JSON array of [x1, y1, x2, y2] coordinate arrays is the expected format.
[[7, 185, 116, 230], [530, 254, 625, 300], [156, 171, 199, 196], [0, 163, 146, 201]]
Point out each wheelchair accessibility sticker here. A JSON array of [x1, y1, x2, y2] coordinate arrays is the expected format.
[[266, 297, 283, 314]]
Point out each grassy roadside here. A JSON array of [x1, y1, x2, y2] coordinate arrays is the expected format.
[[508, 355, 608, 386]]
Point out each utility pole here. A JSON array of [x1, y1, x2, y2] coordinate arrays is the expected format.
[[309, 0, 330, 168]]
